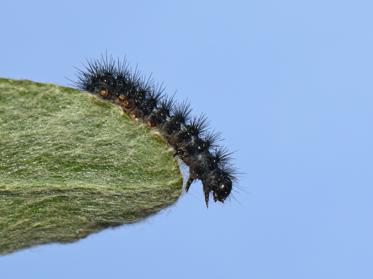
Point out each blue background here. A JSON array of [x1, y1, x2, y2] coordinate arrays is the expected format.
[[1, 1, 372, 278]]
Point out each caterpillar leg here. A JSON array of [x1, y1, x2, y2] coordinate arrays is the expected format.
[[185, 177, 194, 192], [203, 184, 210, 208]]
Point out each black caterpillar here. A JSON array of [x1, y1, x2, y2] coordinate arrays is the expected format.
[[74, 56, 236, 207]]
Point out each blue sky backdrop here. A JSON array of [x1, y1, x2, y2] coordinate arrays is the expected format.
[[1, 1, 372, 278]]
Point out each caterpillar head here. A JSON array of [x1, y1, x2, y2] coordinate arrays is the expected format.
[[202, 169, 233, 206], [212, 176, 232, 203]]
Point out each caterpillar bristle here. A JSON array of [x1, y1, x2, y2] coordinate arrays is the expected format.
[[203, 130, 220, 149], [212, 146, 233, 167], [75, 56, 237, 206], [189, 114, 209, 136], [220, 164, 237, 181], [172, 101, 192, 123], [159, 95, 175, 113]]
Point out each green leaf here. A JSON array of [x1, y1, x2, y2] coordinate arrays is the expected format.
[[0, 78, 182, 255]]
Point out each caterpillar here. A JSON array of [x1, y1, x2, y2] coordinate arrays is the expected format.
[[74, 55, 236, 207]]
